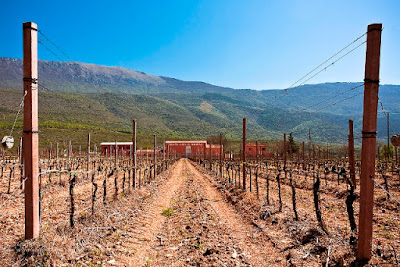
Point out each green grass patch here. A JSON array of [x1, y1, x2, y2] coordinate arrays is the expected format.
[[161, 207, 174, 217]]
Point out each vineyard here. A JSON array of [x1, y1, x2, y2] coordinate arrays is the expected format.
[[0, 20, 399, 266], [0, 153, 399, 265], [0, 155, 177, 264]]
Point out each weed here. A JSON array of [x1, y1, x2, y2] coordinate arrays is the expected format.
[[162, 207, 174, 217]]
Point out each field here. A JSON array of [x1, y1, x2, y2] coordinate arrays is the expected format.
[[1, 154, 399, 266]]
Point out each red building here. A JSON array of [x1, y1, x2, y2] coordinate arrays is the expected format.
[[101, 142, 132, 157], [101, 140, 223, 159], [245, 143, 271, 159], [165, 141, 222, 159]]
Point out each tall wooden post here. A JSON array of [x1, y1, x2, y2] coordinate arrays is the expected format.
[[154, 134, 157, 179], [19, 137, 23, 164], [386, 112, 390, 160], [87, 133, 90, 178], [283, 133, 287, 170], [163, 142, 165, 161], [242, 118, 246, 190], [357, 23, 382, 262], [132, 119, 137, 187], [348, 119, 356, 188], [115, 140, 118, 169], [255, 141, 259, 162], [219, 133, 223, 177], [68, 140, 71, 161], [56, 142, 59, 161], [23, 21, 39, 239], [209, 143, 212, 170]]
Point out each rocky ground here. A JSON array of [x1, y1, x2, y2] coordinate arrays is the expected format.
[[1, 158, 399, 266]]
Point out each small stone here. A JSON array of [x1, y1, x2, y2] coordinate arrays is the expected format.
[[232, 249, 238, 259]]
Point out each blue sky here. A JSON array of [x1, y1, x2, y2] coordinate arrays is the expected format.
[[1, 0, 399, 89]]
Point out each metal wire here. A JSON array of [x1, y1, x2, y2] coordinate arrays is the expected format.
[[371, 176, 400, 206], [38, 39, 64, 61], [315, 91, 364, 113], [38, 83, 52, 92], [38, 30, 73, 61], [270, 34, 368, 106], [286, 32, 367, 90], [302, 83, 364, 112], [9, 91, 27, 137]]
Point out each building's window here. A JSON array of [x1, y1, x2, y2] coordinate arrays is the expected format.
[[262, 148, 266, 151], [248, 148, 252, 151]]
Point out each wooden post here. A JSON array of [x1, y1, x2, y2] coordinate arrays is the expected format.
[[386, 112, 389, 160], [256, 141, 259, 162], [115, 140, 117, 169], [219, 133, 223, 177], [23, 21, 39, 239], [56, 142, 59, 161], [209, 143, 212, 170], [242, 118, 246, 190], [348, 119, 356, 188], [302, 142, 305, 161], [87, 133, 90, 179], [357, 23, 382, 262], [132, 119, 137, 187], [308, 128, 311, 160], [163, 142, 165, 161], [283, 133, 287, 170], [68, 140, 71, 161], [19, 137, 23, 164], [154, 134, 157, 179], [202, 142, 205, 161]]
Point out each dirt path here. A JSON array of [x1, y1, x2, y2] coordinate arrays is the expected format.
[[185, 161, 283, 266], [115, 159, 187, 265], [111, 159, 282, 266]]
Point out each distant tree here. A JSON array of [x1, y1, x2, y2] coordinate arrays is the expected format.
[[287, 133, 299, 154], [380, 144, 394, 159]]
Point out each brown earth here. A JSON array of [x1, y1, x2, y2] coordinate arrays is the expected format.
[[1, 158, 399, 266]]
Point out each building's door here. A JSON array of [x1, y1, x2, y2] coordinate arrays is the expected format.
[[185, 146, 191, 158]]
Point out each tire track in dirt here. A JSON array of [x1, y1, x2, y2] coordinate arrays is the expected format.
[[185, 160, 284, 266], [116, 159, 187, 265]]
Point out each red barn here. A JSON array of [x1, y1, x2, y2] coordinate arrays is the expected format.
[[165, 141, 222, 159], [100, 142, 132, 157], [101, 140, 223, 160], [245, 143, 271, 159]]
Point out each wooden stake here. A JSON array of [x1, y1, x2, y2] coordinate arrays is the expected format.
[[115, 140, 117, 169], [357, 23, 382, 262], [132, 119, 137, 187], [87, 133, 90, 179], [283, 133, 287, 170], [154, 134, 157, 179], [219, 133, 223, 177], [56, 142, 59, 161], [23, 21, 39, 239], [348, 119, 356, 189], [242, 118, 246, 190]]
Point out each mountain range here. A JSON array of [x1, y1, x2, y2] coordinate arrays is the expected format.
[[0, 57, 399, 150]]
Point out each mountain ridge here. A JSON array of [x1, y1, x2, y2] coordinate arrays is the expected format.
[[0, 57, 399, 149]]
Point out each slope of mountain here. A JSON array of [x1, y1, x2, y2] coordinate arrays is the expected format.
[[0, 57, 399, 149]]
